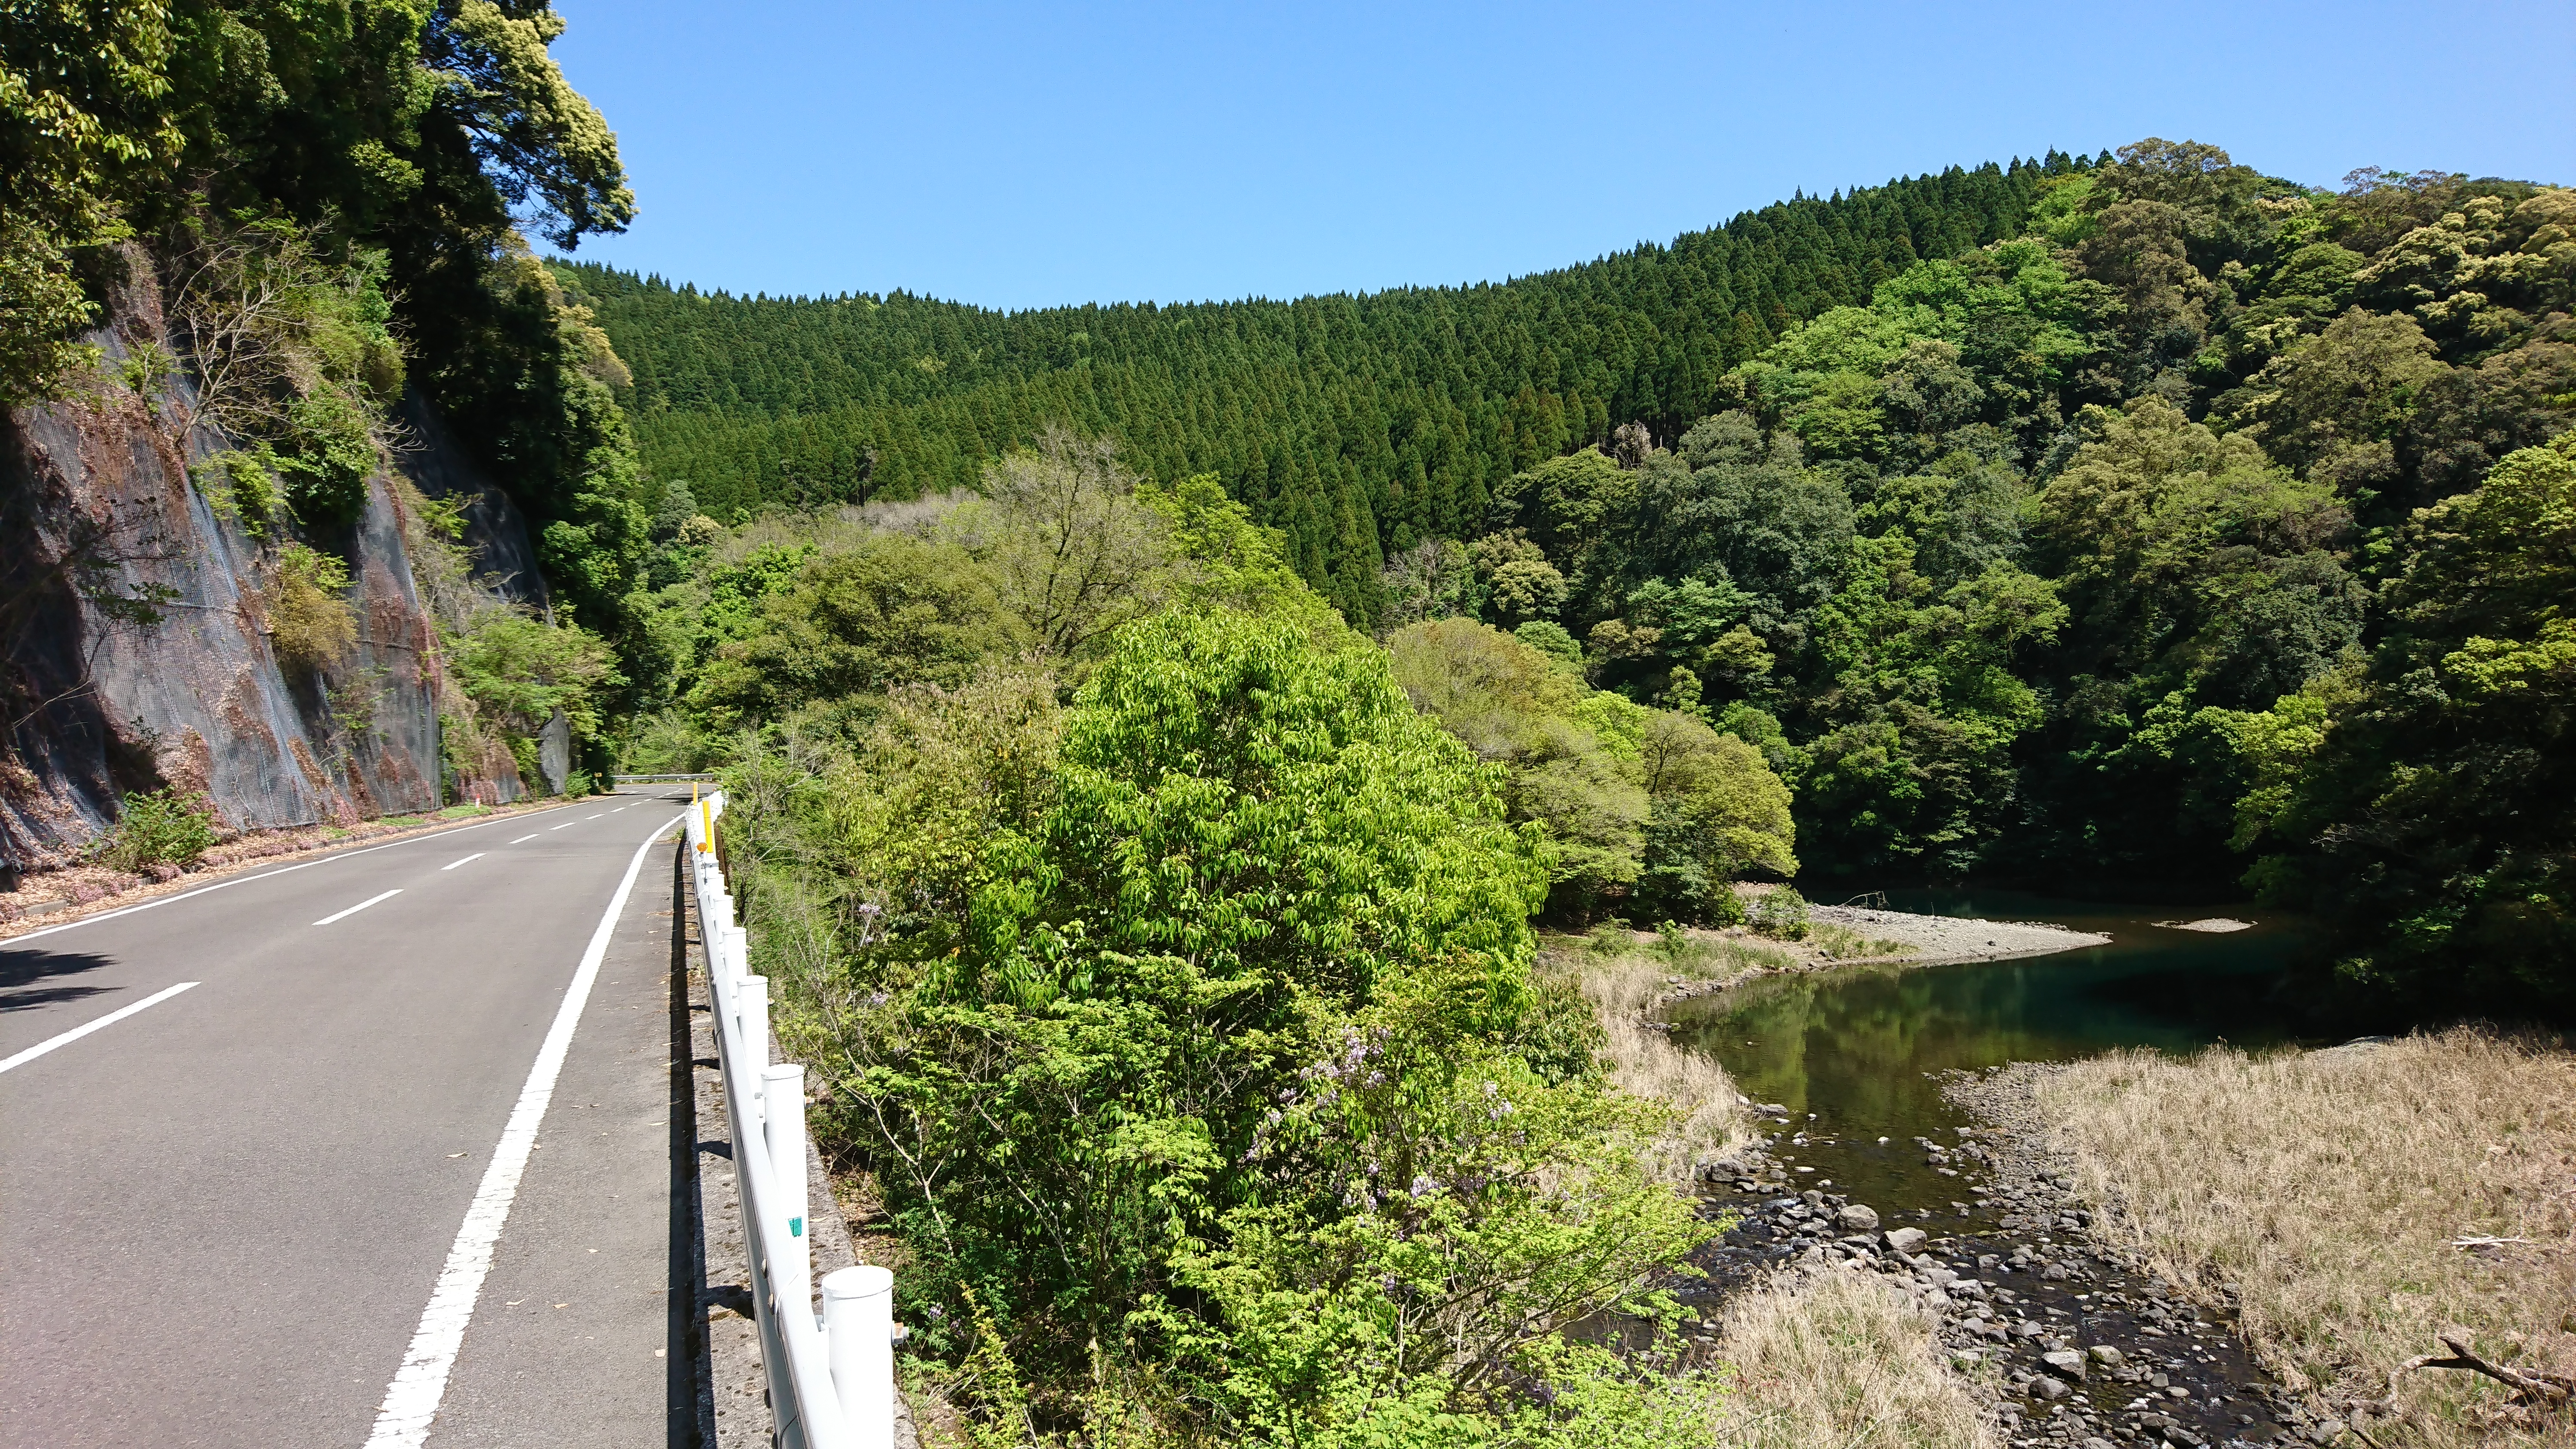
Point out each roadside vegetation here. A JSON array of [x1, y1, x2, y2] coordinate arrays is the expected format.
[[2031, 1031, 2576, 1448], [88, 789, 218, 876], [706, 437, 1780, 1443]]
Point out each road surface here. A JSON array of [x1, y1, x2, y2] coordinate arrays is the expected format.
[[1, 788, 705, 1448]]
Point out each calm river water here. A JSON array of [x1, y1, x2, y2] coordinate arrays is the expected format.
[[1667, 888, 2324, 1209]]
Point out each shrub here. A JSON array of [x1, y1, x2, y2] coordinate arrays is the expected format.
[[94, 790, 220, 873], [448, 606, 620, 758], [1750, 885, 1811, 940], [196, 450, 282, 536], [264, 543, 357, 671]]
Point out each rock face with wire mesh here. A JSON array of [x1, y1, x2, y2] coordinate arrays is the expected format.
[[0, 283, 547, 871]]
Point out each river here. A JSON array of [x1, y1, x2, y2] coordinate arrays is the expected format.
[[1667, 888, 2323, 1209]]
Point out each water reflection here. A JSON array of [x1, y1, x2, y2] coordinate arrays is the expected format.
[[1667, 890, 2321, 1208]]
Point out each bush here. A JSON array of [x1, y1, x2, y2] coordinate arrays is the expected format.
[[196, 451, 282, 536], [94, 790, 220, 873], [264, 544, 357, 671], [727, 612, 1728, 1438], [449, 607, 620, 736], [1749, 885, 1811, 940]]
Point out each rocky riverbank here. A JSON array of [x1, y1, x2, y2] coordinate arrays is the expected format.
[[1681, 1068, 2353, 1449]]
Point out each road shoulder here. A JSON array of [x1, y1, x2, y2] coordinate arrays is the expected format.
[[427, 831, 703, 1446]]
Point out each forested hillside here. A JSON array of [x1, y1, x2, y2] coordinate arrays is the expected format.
[[612, 141, 2572, 1018], [566, 157, 2068, 621]]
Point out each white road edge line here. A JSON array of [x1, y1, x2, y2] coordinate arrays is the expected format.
[[508, 833, 540, 845], [2, 805, 586, 947], [313, 889, 402, 926], [362, 815, 684, 1449], [0, 981, 200, 1076], [440, 853, 485, 871]]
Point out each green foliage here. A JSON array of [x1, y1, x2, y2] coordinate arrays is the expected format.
[[686, 533, 1024, 732], [196, 449, 282, 535], [449, 607, 620, 741], [1636, 711, 1798, 919], [568, 158, 2075, 624], [93, 789, 219, 873], [0, 1, 179, 402], [1387, 618, 1794, 923], [2252, 431, 2576, 1016], [3, 2, 659, 712], [719, 610, 1734, 1439], [263, 542, 356, 671], [1748, 886, 1811, 941]]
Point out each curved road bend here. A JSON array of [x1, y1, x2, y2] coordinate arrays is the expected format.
[[2, 787, 707, 1448]]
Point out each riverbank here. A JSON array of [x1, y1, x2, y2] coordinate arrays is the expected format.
[[2019, 1031, 2576, 1449], [1808, 904, 2112, 968], [1683, 1028, 2576, 1449], [1692, 1093, 2294, 1449]]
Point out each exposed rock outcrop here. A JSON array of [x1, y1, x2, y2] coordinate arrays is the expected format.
[[0, 292, 543, 873]]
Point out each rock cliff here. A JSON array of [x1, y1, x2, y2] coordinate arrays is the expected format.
[[0, 291, 547, 874]]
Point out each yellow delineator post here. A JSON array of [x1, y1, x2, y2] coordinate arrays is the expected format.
[[698, 786, 714, 855]]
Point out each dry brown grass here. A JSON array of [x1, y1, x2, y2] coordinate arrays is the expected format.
[[1573, 951, 1755, 1183], [2033, 1028, 2576, 1447], [1713, 1266, 2000, 1449]]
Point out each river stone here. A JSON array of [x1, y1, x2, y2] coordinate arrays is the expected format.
[[2042, 1349, 2089, 1381], [2089, 1344, 2126, 1368], [1883, 1226, 1927, 1254], [1833, 1203, 1879, 1232], [2028, 1375, 2071, 1400]]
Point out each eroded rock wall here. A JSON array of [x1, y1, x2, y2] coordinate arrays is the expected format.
[[0, 298, 542, 871]]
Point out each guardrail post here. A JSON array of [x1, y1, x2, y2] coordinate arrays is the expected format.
[[740, 975, 770, 1083], [822, 1265, 896, 1449], [764, 1062, 813, 1327]]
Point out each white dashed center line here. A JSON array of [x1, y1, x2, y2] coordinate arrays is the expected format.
[[0, 981, 201, 1075], [508, 834, 539, 844], [440, 853, 485, 871], [314, 889, 402, 926]]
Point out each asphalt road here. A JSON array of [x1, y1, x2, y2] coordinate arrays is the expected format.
[[0, 788, 703, 1448]]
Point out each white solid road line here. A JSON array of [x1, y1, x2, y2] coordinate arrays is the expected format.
[[0, 981, 202, 1076], [440, 853, 485, 871], [508, 833, 540, 844], [313, 889, 402, 927], [362, 815, 684, 1449]]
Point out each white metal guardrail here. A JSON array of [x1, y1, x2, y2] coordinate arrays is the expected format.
[[689, 790, 899, 1449]]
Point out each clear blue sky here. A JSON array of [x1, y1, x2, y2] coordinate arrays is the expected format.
[[548, 0, 2575, 311]]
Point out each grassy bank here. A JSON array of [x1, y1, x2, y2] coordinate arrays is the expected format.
[[2031, 1030, 2576, 1447], [1712, 1266, 1999, 1449], [1549, 932, 1775, 1183]]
